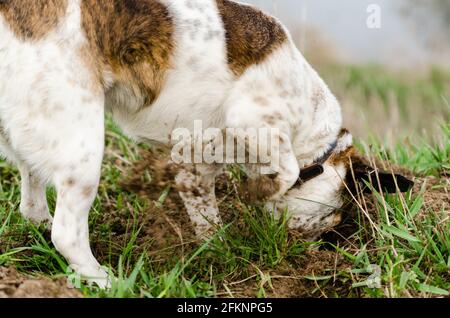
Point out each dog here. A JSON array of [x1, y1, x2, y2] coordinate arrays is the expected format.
[[0, 0, 413, 287]]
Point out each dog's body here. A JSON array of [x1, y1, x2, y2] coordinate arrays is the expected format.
[[0, 0, 413, 287]]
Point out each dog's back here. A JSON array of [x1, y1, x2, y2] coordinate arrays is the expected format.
[[1, 0, 340, 144]]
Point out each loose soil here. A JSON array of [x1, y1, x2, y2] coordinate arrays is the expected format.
[[1, 149, 448, 298], [0, 267, 81, 298]]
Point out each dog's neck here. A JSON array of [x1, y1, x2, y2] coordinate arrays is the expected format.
[[295, 139, 338, 185], [313, 140, 339, 166]]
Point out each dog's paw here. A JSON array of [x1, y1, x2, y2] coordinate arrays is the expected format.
[[239, 175, 282, 203], [88, 274, 113, 290], [20, 204, 53, 227], [194, 223, 223, 243], [67, 264, 112, 290]]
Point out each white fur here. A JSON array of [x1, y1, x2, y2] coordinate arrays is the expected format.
[[0, 0, 108, 287], [270, 163, 347, 240], [108, 0, 232, 143], [0, 0, 347, 287]]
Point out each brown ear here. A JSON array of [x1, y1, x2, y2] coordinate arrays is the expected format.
[[346, 154, 414, 194], [352, 170, 414, 194]]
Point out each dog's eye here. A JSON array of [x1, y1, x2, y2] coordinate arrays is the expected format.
[[298, 164, 325, 183]]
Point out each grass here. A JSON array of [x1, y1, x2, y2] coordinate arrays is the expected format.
[[318, 64, 450, 142], [0, 67, 449, 298], [348, 181, 449, 297], [366, 124, 450, 177]]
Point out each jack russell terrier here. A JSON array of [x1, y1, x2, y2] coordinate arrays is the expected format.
[[0, 0, 413, 287]]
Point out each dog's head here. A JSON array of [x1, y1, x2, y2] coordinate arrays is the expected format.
[[270, 129, 414, 240]]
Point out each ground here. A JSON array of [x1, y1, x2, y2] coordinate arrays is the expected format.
[[0, 65, 449, 298], [0, 267, 81, 298]]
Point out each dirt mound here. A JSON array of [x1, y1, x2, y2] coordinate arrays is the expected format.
[[112, 150, 281, 261], [226, 250, 353, 298], [3, 149, 444, 298], [112, 150, 358, 297], [91, 149, 198, 266], [0, 267, 81, 298], [112, 150, 448, 297], [415, 176, 449, 216], [116, 149, 423, 248]]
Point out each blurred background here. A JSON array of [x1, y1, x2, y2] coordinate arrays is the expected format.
[[244, 0, 449, 144]]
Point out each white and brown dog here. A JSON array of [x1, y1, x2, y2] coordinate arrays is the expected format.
[[0, 0, 413, 287]]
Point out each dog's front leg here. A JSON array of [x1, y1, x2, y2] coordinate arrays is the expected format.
[[241, 132, 300, 203], [175, 164, 223, 241], [0, 138, 52, 224], [46, 96, 108, 288], [18, 165, 52, 224]]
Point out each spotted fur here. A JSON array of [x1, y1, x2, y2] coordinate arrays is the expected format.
[[0, 0, 389, 288]]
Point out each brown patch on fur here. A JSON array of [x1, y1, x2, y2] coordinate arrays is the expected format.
[[216, 0, 288, 76], [253, 96, 269, 106], [239, 174, 281, 203], [80, 0, 174, 105], [330, 146, 357, 168], [279, 90, 290, 99], [339, 128, 350, 138], [274, 77, 284, 87], [65, 178, 76, 187], [0, 0, 68, 40], [263, 115, 276, 125], [82, 186, 94, 198], [311, 86, 326, 116]]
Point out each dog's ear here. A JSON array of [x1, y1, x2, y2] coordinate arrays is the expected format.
[[353, 170, 414, 194], [346, 154, 414, 194]]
